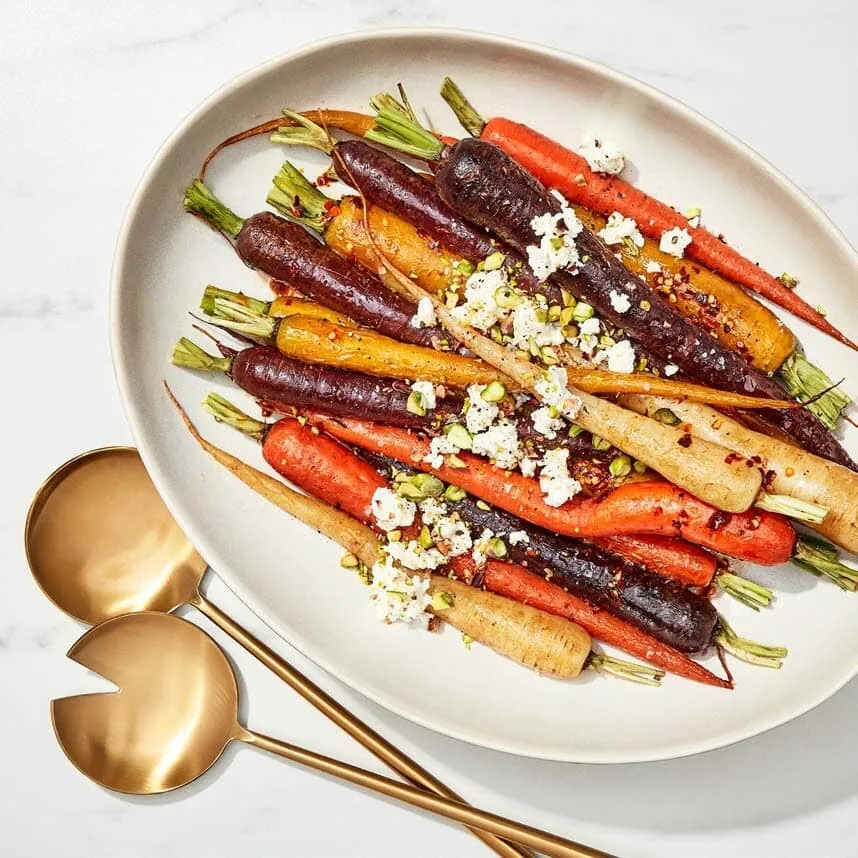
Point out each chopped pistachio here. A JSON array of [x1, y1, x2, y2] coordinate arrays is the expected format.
[[447, 454, 468, 469], [560, 288, 574, 307], [488, 537, 507, 558], [653, 407, 680, 426], [528, 337, 542, 358], [540, 346, 560, 365], [430, 591, 455, 611], [445, 423, 473, 450], [778, 272, 799, 289], [397, 482, 425, 500], [568, 424, 584, 437], [515, 349, 532, 361], [444, 484, 467, 502], [483, 251, 506, 271], [639, 299, 651, 312], [489, 325, 503, 344], [572, 301, 595, 322], [548, 304, 562, 322], [592, 435, 612, 451], [406, 390, 426, 416], [685, 206, 702, 220], [387, 529, 402, 542], [453, 259, 475, 276], [462, 633, 475, 649], [494, 285, 522, 308], [339, 552, 359, 569], [559, 305, 576, 327], [561, 324, 579, 340], [413, 473, 445, 497], [481, 380, 507, 402], [418, 525, 434, 548], [476, 499, 491, 511], [633, 460, 648, 474], [444, 290, 459, 309], [609, 454, 632, 478]]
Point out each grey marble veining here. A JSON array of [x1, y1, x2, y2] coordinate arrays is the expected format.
[[3, 1, 858, 856]]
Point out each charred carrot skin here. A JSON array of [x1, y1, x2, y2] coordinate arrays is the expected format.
[[482, 561, 731, 688], [481, 117, 858, 351], [592, 535, 717, 588], [313, 414, 796, 564]]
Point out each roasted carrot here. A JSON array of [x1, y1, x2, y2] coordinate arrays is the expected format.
[[313, 414, 796, 564], [481, 561, 731, 688], [592, 535, 717, 588], [436, 80, 856, 350]]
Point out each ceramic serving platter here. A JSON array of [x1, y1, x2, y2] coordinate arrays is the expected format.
[[111, 29, 858, 762]]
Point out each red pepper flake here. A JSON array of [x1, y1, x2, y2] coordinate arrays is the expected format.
[[677, 433, 693, 447]]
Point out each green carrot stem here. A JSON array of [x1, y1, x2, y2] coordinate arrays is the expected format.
[[365, 94, 446, 161], [716, 616, 787, 669], [266, 160, 334, 233], [716, 572, 774, 611], [183, 180, 245, 239], [440, 77, 486, 138], [200, 286, 269, 318], [754, 493, 829, 524], [779, 352, 851, 430], [588, 653, 665, 686], [792, 534, 858, 591], [269, 108, 334, 154], [171, 337, 233, 373], [205, 297, 276, 342], [203, 393, 267, 441]]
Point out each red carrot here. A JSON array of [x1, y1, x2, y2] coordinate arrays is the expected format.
[[478, 117, 857, 350], [482, 561, 731, 688], [312, 414, 796, 564], [592, 535, 716, 588]]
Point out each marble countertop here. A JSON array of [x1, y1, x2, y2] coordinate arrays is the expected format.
[[4, 1, 858, 855]]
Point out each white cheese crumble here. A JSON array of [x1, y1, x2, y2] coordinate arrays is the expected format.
[[410, 380, 436, 411], [644, 259, 662, 274], [370, 487, 416, 532], [451, 268, 506, 330], [434, 515, 473, 557], [526, 191, 583, 282], [369, 554, 432, 626], [595, 339, 636, 374], [608, 289, 632, 314], [385, 539, 445, 571], [418, 497, 449, 526], [471, 420, 522, 470], [423, 434, 460, 469], [471, 529, 496, 567], [510, 301, 564, 350], [410, 296, 437, 328], [580, 136, 625, 175], [538, 448, 582, 507], [598, 212, 644, 248], [520, 457, 538, 478], [465, 385, 500, 433], [530, 405, 564, 440], [534, 365, 582, 420], [664, 363, 679, 377], [577, 316, 601, 354], [508, 530, 530, 546], [659, 227, 693, 258]]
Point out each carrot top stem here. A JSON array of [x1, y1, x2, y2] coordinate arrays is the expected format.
[[778, 352, 851, 430], [204, 296, 276, 342], [269, 108, 335, 155], [171, 337, 233, 374], [792, 535, 858, 591], [716, 572, 774, 612], [202, 392, 267, 441], [715, 616, 787, 669], [587, 653, 665, 686], [183, 179, 245, 239], [200, 285, 269, 317], [754, 493, 828, 524], [365, 93, 445, 161], [266, 160, 335, 234], [439, 77, 486, 138]]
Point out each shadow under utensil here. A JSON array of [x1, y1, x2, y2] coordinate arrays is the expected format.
[[393, 675, 858, 833]]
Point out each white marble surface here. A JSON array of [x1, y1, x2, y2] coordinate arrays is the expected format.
[[3, 1, 858, 855]]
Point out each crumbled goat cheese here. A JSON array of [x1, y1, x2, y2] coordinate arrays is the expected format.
[[534, 366, 582, 420], [465, 385, 500, 434], [520, 457, 538, 478], [664, 363, 679, 377], [510, 300, 565, 350], [419, 497, 449, 526], [471, 420, 522, 470], [471, 529, 496, 567], [597, 339, 636, 374], [423, 434, 461, 469], [410, 380, 436, 411], [576, 316, 601, 354], [580, 136, 625, 175], [644, 259, 662, 274], [410, 296, 437, 328], [369, 554, 432, 626], [530, 405, 564, 440], [385, 539, 445, 571], [659, 227, 693, 258], [526, 192, 584, 281], [609, 289, 632, 314], [452, 268, 506, 330], [538, 448, 582, 507], [508, 530, 530, 546], [434, 515, 473, 557], [371, 487, 416, 531], [598, 212, 644, 248]]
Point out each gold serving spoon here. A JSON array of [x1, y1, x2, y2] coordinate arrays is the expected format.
[[54, 611, 615, 858], [24, 446, 530, 858]]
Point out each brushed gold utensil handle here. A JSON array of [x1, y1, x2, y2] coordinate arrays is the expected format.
[[192, 590, 532, 858], [239, 728, 617, 858]]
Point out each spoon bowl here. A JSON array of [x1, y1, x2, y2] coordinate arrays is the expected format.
[[52, 612, 237, 794], [25, 447, 205, 624]]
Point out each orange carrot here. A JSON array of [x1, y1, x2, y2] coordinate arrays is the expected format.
[[312, 414, 796, 564], [592, 535, 716, 588], [482, 561, 731, 689], [478, 116, 857, 350]]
